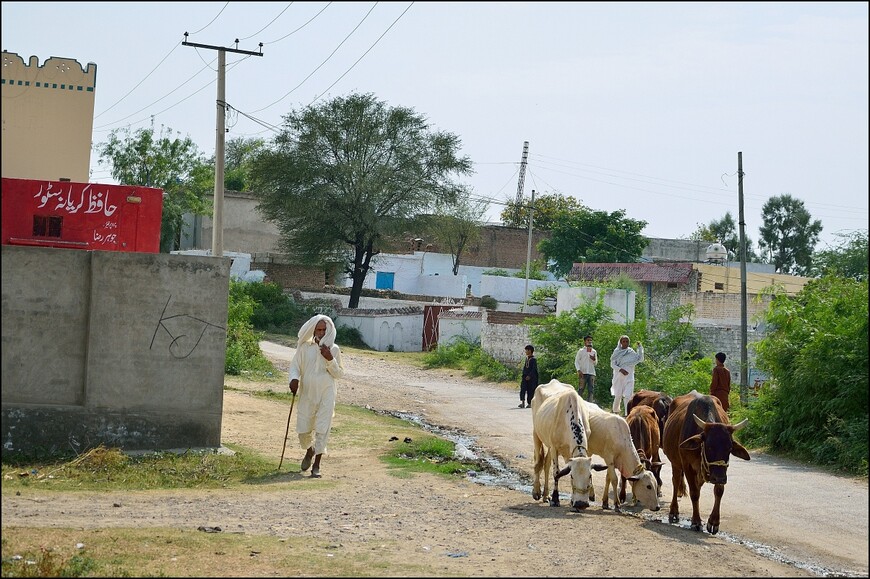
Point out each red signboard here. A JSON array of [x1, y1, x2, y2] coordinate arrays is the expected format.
[[1, 177, 163, 253]]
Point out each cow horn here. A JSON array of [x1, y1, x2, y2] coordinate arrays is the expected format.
[[731, 418, 749, 432], [692, 414, 708, 428]]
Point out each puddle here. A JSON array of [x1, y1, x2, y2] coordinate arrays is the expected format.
[[383, 409, 865, 579]]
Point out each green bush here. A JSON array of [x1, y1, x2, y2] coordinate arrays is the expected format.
[[479, 295, 498, 309], [751, 275, 868, 475], [226, 280, 276, 376], [233, 280, 317, 334], [423, 337, 519, 383]]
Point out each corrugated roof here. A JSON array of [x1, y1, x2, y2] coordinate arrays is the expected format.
[[568, 262, 694, 284]]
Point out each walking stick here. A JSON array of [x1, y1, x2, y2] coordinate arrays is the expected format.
[[278, 392, 296, 470]]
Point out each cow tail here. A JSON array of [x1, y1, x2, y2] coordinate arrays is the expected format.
[[676, 476, 687, 498]]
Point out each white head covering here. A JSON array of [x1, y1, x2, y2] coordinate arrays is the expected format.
[[611, 335, 641, 369], [296, 314, 337, 349]]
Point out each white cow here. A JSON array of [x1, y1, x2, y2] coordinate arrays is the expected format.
[[585, 401, 661, 512], [531, 379, 607, 510]]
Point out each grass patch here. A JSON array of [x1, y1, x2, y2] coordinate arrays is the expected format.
[[1, 527, 437, 578], [0, 445, 281, 492], [381, 435, 480, 478]]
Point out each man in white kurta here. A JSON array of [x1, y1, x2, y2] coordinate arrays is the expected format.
[[289, 314, 344, 478], [610, 335, 643, 416]]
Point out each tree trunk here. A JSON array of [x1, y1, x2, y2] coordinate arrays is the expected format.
[[347, 240, 376, 309]]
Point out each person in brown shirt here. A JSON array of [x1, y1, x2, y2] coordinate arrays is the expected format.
[[710, 352, 731, 411]]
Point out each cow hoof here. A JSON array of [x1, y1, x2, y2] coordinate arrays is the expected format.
[[549, 500, 560, 507], [532, 492, 541, 501], [668, 513, 679, 524], [690, 522, 703, 532], [707, 523, 719, 535]]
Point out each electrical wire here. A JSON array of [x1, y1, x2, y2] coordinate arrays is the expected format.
[[239, 3, 294, 41]]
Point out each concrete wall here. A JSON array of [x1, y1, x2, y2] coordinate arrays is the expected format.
[[556, 287, 636, 324], [1, 52, 96, 183], [480, 275, 569, 305], [335, 307, 424, 352], [438, 310, 483, 346], [185, 191, 282, 254], [1, 246, 230, 454], [480, 310, 545, 366]]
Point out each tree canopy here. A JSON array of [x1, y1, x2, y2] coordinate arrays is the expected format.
[[758, 194, 822, 275], [97, 125, 212, 252], [424, 192, 489, 275], [500, 191, 585, 230], [688, 211, 759, 261], [250, 93, 473, 308], [538, 208, 648, 278]]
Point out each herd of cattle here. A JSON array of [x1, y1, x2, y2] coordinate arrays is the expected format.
[[529, 379, 750, 535]]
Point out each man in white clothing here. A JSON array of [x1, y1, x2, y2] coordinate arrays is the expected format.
[[574, 334, 598, 402], [288, 314, 344, 478], [609, 335, 643, 416]]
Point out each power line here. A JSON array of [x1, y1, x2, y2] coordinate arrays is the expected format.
[[239, 3, 294, 41]]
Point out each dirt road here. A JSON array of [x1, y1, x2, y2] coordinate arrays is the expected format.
[[261, 341, 869, 577]]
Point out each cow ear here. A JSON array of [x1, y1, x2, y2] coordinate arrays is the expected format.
[[592, 463, 609, 472], [680, 433, 703, 451], [556, 465, 571, 479], [731, 440, 751, 461]]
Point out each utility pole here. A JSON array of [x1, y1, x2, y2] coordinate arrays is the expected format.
[[737, 152, 749, 404], [523, 189, 535, 311], [514, 141, 529, 225], [182, 33, 263, 257]]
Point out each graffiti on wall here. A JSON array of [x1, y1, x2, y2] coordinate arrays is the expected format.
[[150, 295, 226, 359]]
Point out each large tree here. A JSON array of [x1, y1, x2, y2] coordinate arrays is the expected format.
[[425, 191, 488, 275], [500, 191, 585, 230], [97, 126, 212, 252], [758, 194, 822, 275], [538, 208, 648, 278], [250, 93, 473, 308], [688, 211, 759, 261], [220, 136, 266, 192]]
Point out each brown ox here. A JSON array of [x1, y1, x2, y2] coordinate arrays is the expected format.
[[626, 389, 673, 438], [619, 404, 664, 503], [662, 390, 750, 534]]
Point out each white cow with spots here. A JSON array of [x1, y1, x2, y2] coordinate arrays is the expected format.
[[585, 401, 661, 512], [531, 379, 606, 510]]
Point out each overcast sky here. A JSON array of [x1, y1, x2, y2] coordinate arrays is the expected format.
[[3, 1, 867, 249]]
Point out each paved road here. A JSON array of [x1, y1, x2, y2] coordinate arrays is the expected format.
[[262, 341, 868, 577]]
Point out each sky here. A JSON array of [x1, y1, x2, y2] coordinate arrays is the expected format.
[[3, 2, 868, 250]]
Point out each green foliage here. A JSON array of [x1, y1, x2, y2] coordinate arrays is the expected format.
[[1, 545, 98, 577], [234, 280, 315, 334], [219, 136, 266, 192], [527, 284, 559, 307], [811, 230, 868, 281], [97, 125, 212, 252], [381, 435, 479, 477], [0, 444, 277, 491], [482, 269, 511, 277], [423, 337, 519, 383], [751, 275, 868, 475], [500, 191, 586, 230], [513, 259, 548, 280], [539, 208, 648, 278], [758, 193, 823, 275], [478, 295, 498, 309], [226, 280, 276, 376], [250, 92, 473, 308], [336, 325, 368, 349]]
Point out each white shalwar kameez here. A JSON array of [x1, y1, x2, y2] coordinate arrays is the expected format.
[[609, 337, 643, 415], [288, 315, 344, 455]]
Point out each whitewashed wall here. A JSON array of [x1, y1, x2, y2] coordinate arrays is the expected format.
[[334, 310, 424, 352], [480, 275, 569, 304], [556, 286, 636, 324], [438, 311, 483, 346]]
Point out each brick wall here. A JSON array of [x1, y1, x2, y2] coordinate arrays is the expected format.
[[681, 292, 771, 323], [461, 226, 550, 269]]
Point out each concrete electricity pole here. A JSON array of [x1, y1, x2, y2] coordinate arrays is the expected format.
[[182, 34, 263, 257], [738, 151, 749, 404]]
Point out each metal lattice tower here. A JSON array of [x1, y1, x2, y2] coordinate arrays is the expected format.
[[514, 141, 529, 223]]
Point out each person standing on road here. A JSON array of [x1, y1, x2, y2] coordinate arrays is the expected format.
[[574, 334, 598, 402], [710, 352, 731, 411], [610, 335, 643, 416], [288, 314, 344, 478], [519, 344, 539, 408]]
